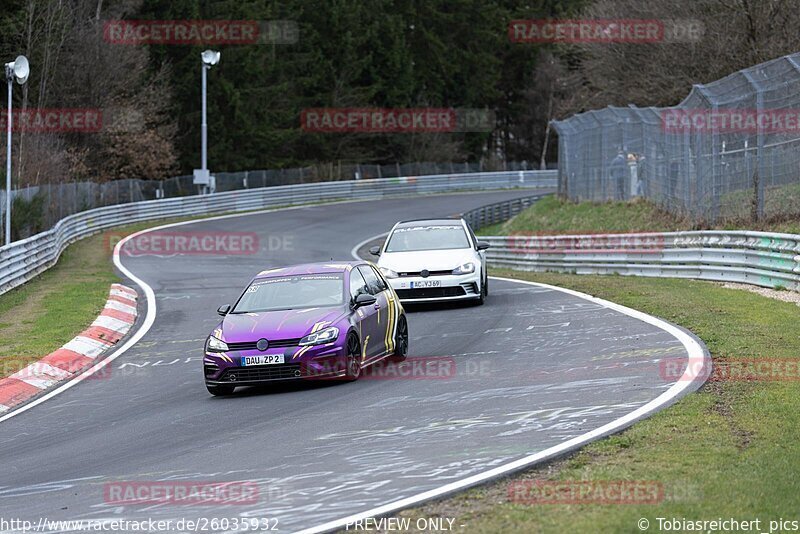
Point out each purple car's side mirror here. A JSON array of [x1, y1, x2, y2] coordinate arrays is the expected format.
[[217, 305, 231, 316], [354, 293, 377, 308]]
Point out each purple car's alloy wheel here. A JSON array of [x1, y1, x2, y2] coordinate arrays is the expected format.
[[345, 333, 361, 380]]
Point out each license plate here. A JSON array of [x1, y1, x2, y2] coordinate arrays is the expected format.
[[411, 280, 441, 288], [241, 354, 285, 366]]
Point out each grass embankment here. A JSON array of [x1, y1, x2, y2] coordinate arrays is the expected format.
[[0, 233, 118, 378], [719, 182, 800, 227], [389, 197, 800, 532], [0, 215, 213, 379], [0, 197, 350, 379], [391, 273, 800, 532], [479, 195, 800, 235]]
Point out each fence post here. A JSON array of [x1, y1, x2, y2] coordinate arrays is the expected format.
[[589, 112, 605, 201], [695, 86, 719, 223], [743, 70, 765, 222]]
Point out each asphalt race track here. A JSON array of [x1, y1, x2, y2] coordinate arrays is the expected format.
[[0, 191, 703, 533]]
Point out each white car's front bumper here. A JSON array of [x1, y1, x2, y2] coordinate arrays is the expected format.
[[388, 272, 481, 302]]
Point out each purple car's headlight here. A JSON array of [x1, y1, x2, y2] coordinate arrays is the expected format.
[[205, 335, 229, 353], [300, 326, 339, 346]]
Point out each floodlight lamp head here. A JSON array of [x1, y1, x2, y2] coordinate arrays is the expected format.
[[5, 55, 29, 85], [201, 50, 220, 67]]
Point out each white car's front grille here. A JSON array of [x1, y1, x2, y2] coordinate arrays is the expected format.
[[398, 269, 452, 277]]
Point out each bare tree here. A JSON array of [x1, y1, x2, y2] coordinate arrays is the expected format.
[[7, 0, 178, 186], [555, 0, 800, 113]]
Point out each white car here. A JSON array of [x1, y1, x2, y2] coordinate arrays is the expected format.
[[370, 218, 490, 304]]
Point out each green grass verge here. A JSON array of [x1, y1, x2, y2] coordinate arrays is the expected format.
[[719, 182, 800, 230], [401, 192, 800, 531], [478, 195, 800, 236], [390, 271, 800, 532], [0, 216, 211, 379], [478, 196, 689, 235], [0, 196, 362, 379], [0, 232, 118, 377]]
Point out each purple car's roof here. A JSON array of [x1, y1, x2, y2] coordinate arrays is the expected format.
[[253, 261, 363, 280]]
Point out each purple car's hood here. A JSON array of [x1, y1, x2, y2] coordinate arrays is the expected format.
[[219, 306, 348, 343]]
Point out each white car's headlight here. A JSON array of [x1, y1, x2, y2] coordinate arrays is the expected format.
[[452, 262, 475, 275], [380, 267, 399, 279], [206, 335, 229, 353], [300, 326, 339, 346]]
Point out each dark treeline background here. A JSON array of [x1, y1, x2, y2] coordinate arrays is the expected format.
[[2, 0, 800, 186]]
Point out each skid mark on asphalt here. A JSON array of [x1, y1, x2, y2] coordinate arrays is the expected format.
[[487, 286, 554, 295], [0, 194, 705, 532]]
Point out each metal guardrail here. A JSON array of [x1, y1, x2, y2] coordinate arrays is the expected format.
[[461, 194, 548, 232], [0, 170, 556, 295], [484, 230, 800, 291]]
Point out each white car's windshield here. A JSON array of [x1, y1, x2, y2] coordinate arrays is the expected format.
[[385, 224, 471, 252], [232, 274, 344, 313]]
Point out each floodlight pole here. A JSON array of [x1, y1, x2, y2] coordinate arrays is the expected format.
[[194, 51, 217, 195], [4, 56, 28, 245], [201, 61, 208, 177], [5, 72, 11, 246]]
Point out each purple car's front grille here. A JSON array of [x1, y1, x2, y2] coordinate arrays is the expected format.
[[220, 364, 302, 382], [227, 338, 302, 351]]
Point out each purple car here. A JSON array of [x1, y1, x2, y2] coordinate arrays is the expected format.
[[203, 261, 408, 395]]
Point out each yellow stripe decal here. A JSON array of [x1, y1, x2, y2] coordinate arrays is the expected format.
[[384, 290, 396, 353], [292, 345, 311, 359]]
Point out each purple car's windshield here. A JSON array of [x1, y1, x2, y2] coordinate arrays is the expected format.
[[385, 224, 470, 252], [232, 274, 344, 313]]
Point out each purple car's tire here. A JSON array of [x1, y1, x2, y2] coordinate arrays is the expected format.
[[345, 333, 361, 381], [206, 384, 235, 396], [392, 315, 409, 362]]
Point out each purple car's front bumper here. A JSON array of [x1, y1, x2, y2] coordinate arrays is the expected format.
[[204, 342, 348, 387]]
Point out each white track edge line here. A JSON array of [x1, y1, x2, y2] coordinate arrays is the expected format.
[[303, 234, 713, 534], [0, 195, 525, 422], [0, 203, 706, 534], [0, 202, 355, 423]]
